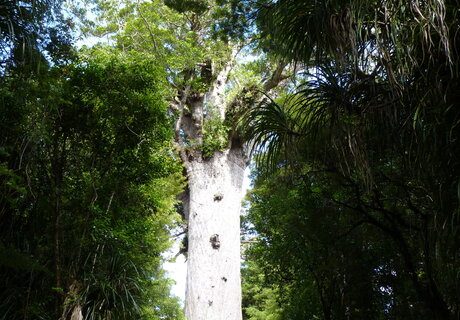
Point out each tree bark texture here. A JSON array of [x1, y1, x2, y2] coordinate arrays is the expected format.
[[184, 148, 246, 320], [172, 52, 246, 319]]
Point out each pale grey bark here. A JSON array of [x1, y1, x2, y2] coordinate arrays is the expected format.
[[184, 148, 246, 320], [176, 54, 246, 320]]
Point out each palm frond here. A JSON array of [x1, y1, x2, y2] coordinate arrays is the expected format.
[[244, 64, 398, 186], [242, 94, 305, 173]]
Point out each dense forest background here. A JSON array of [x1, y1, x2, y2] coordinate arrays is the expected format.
[[0, 1, 184, 319], [1, 0, 459, 319]]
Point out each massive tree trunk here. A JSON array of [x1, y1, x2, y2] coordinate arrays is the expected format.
[[174, 50, 247, 319], [184, 148, 246, 320]]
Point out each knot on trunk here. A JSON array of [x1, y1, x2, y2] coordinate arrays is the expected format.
[[210, 234, 220, 249], [213, 193, 223, 201]]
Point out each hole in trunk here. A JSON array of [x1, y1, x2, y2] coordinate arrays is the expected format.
[[210, 234, 220, 249]]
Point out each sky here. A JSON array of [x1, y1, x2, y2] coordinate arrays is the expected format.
[[164, 240, 187, 302]]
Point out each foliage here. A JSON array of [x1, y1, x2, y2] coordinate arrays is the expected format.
[[243, 0, 460, 319], [201, 115, 231, 158], [75, 0, 252, 160], [77, 0, 235, 77], [241, 260, 283, 320], [0, 47, 184, 319], [246, 166, 426, 319], [210, 0, 256, 41], [164, 0, 209, 15], [0, 0, 75, 72]]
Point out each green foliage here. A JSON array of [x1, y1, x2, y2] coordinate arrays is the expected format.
[[242, 260, 283, 320], [201, 115, 231, 158], [210, 0, 255, 41], [227, 59, 266, 99], [245, 166, 427, 319], [0, 0, 75, 73], [164, 0, 209, 14], [75, 0, 265, 164], [0, 49, 184, 319], [78, 0, 233, 77], [244, 0, 460, 318], [0, 0, 270, 319]]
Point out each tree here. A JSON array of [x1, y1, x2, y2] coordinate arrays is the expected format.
[[0, 0, 75, 74], [75, 1, 292, 318], [245, 166, 412, 319], [241, 259, 283, 320], [243, 0, 460, 318], [0, 37, 185, 319]]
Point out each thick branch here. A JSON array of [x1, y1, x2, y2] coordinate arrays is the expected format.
[[172, 70, 196, 163], [206, 45, 240, 118], [263, 60, 290, 92]]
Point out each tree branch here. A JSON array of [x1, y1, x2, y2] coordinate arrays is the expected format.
[[263, 60, 289, 92]]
